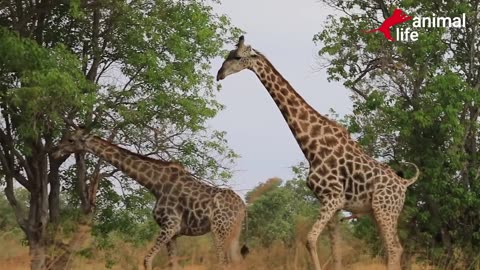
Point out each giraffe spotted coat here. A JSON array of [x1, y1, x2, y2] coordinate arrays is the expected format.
[[217, 36, 419, 270], [53, 129, 246, 270]]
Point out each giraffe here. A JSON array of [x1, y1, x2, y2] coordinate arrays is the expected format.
[[53, 129, 247, 270], [217, 36, 420, 270]]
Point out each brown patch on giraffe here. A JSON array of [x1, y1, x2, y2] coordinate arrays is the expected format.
[[311, 125, 322, 137], [326, 175, 336, 182], [340, 166, 348, 179], [346, 161, 354, 173], [277, 76, 284, 84], [324, 155, 337, 168], [353, 173, 365, 182], [308, 139, 318, 151], [318, 165, 329, 176], [300, 122, 310, 132], [290, 107, 298, 116], [333, 146, 344, 158], [345, 153, 354, 160], [323, 136, 338, 147], [139, 163, 150, 172], [345, 144, 353, 153], [287, 98, 300, 107], [312, 156, 322, 168], [298, 109, 308, 121], [323, 126, 333, 134], [169, 174, 178, 182], [354, 162, 361, 171], [291, 122, 301, 133], [125, 158, 133, 166], [298, 135, 310, 148]]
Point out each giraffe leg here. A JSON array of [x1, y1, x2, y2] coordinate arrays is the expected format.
[[327, 213, 342, 270], [212, 231, 228, 268], [373, 205, 403, 270], [210, 210, 234, 269], [144, 229, 178, 270], [166, 239, 179, 270], [306, 198, 343, 270], [226, 209, 245, 264], [209, 191, 246, 269]]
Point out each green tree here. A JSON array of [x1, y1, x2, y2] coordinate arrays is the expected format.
[[315, 0, 480, 267], [246, 166, 319, 247], [0, 1, 240, 269]]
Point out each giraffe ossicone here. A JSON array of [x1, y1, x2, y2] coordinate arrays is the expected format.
[[218, 36, 420, 270], [53, 129, 247, 270]]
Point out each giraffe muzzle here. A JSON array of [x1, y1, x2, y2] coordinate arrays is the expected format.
[[216, 69, 225, 81]]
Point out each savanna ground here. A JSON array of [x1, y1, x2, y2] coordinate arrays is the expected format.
[[0, 222, 434, 270]]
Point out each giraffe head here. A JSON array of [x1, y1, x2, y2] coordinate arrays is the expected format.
[[53, 128, 93, 158], [216, 36, 259, 81]]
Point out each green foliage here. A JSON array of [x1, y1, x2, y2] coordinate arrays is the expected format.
[[0, 1, 241, 266], [93, 178, 158, 246], [0, 187, 28, 232], [246, 166, 318, 247], [0, 28, 94, 141], [315, 0, 480, 267]]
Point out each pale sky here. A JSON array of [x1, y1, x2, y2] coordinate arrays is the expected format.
[[208, 0, 353, 196]]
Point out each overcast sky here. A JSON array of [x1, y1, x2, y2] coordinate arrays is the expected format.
[[208, 0, 353, 196]]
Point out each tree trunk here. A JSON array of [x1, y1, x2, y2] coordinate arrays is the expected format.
[[47, 214, 93, 270], [30, 239, 47, 270], [46, 154, 102, 270], [27, 185, 49, 270]]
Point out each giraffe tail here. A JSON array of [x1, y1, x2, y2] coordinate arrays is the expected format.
[[400, 161, 420, 187], [240, 209, 249, 258]]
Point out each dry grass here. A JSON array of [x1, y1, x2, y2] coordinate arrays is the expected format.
[[0, 227, 434, 270], [0, 231, 30, 270]]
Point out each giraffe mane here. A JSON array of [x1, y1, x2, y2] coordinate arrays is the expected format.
[[254, 51, 351, 136], [94, 136, 184, 168]]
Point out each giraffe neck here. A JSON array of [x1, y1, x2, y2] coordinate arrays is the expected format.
[[85, 136, 171, 193], [250, 55, 337, 160]]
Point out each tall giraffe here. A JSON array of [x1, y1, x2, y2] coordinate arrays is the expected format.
[[217, 36, 419, 270], [53, 129, 246, 270]]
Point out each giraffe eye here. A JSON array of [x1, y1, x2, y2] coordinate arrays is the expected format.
[[233, 56, 242, 60]]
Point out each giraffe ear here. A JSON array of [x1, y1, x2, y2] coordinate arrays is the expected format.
[[247, 46, 257, 56]]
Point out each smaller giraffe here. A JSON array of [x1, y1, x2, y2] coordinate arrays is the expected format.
[[53, 129, 247, 270]]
